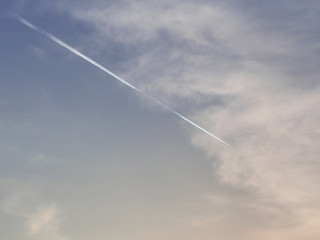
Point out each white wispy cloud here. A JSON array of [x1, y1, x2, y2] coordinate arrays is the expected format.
[[26, 204, 68, 240], [20, 0, 320, 239], [0, 179, 69, 240]]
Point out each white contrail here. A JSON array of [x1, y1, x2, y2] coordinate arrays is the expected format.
[[12, 13, 231, 147]]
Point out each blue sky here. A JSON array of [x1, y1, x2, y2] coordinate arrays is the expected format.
[[1, 1, 320, 240]]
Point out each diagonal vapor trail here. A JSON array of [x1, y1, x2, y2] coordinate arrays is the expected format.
[[11, 13, 231, 147]]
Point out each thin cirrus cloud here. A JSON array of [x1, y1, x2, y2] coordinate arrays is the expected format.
[[5, 0, 320, 239]]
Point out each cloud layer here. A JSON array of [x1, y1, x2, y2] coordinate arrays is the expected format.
[[8, 0, 320, 239]]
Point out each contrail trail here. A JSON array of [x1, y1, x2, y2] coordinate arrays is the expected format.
[[11, 13, 231, 147]]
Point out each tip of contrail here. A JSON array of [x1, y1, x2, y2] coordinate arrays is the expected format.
[[9, 11, 22, 21], [10, 12, 37, 30], [11, 13, 232, 148]]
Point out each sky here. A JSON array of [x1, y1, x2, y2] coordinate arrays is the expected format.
[[1, 0, 320, 239]]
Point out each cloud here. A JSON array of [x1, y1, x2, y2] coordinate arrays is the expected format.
[[26, 204, 68, 240], [22, 0, 320, 239], [0, 179, 69, 240]]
